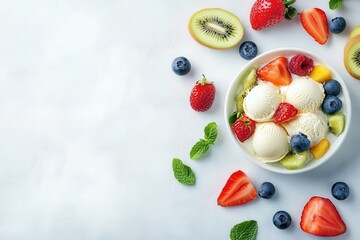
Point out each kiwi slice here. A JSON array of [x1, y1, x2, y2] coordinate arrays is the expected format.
[[189, 8, 244, 49], [349, 25, 360, 39], [279, 151, 308, 170], [236, 67, 258, 113], [344, 35, 360, 80], [328, 113, 345, 136]]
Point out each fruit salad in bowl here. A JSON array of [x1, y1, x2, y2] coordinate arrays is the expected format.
[[225, 48, 351, 174]]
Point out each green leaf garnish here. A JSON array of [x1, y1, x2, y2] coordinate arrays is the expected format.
[[229, 112, 238, 125], [329, 0, 343, 10], [204, 122, 218, 144], [190, 139, 210, 160], [230, 220, 258, 240], [172, 158, 195, 185]]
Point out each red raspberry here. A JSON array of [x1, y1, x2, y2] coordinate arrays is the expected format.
[[289, 54, 314, 76]]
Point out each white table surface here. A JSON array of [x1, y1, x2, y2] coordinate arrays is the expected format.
[[0, 1, 360, 239]]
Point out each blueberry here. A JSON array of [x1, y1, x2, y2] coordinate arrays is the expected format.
[[322, 95, 342, 114], [330, 17, 346, 34], [273, 211, 292, 230], [172, 57, 191, 75], [290, 133, 310, 152], [332, 182, 349, 200], [324, 79, 342, 96], [258, 182, 276, 199], [239, 41, 258, 60]]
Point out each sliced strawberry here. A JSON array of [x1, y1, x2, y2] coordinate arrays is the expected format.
[[273, 103, 299, 124], [300, 196, 347, 237], [300, 8, 329, 45], [217, 170, 257, 207], [232, 115, 256, 142], [257, 57, 292, 86]]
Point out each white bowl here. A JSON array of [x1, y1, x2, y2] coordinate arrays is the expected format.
[[224, 48, 352, 174]]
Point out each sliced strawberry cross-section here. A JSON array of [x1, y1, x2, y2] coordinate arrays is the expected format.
[[273, 102, 299, 124], [257, 56, 292, 86], [300, 8, 329, 45]]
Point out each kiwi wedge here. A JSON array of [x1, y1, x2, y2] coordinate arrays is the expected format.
[[328, 113, 345, 136], [189, 8, 244, 49], [236, 67, 257, 113], [279, 151, 308, 170], [344, 35, 360, 80]]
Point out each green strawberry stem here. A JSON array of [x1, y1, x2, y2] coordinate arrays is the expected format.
[[197, 74, 212, 85], [283, 0, 298, 20]]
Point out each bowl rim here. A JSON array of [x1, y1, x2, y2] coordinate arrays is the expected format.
[[224, 47, 352, 174]]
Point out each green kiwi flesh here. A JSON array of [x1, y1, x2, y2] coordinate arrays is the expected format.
[[328, 113, 345, 136], [279, 151, 308, 170], [236, 67, 257, 113]]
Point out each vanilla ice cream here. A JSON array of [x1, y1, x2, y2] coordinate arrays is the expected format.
[[284, 77, 325, 113], [243, 83, 281, 122], [252, 122, 289, 162], [282, 112, 328, 146]]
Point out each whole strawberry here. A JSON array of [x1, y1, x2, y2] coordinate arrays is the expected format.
[[250, 0, 298, 31], [232, 115, 256, 142], [190, 75, 216, 112]]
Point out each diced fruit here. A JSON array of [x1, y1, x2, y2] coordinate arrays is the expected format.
[[300, 196, 347, 237], [279, 151, 308, 170], [328, 113, 346, 136], [236, 67, 258, 113], [331, 182, 350, 200], [309, 65, 333, 83], [290, 133, 310, 152], [258, 182, 276, 199], [217, 170, 257, 207], [273, 103, 299, 124], [349, 25, 360, 39], [330, 17, 346, 34], [239, 41, 258, 60], [344, 35, 360, 80], [250, 0, 298, 31], [322, 95, 342, 114], [300, 8, 329, 45], [172, 57, 191, 75], [232, 115, 256, 142], [288, 54, 314, 76], [188, 8, 244, 49], [323, 79, 341, 96], [190, 75, 216, 112], [273, 211, 292, 230], [257, 57, 292, 86], [310, 139, 330, 159]]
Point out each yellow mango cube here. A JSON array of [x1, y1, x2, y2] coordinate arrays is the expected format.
[[310, 139, 330, 159], [309, 65, 332, 83]]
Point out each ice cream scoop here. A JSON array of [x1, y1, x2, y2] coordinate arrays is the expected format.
[[243, 83, 281, 122], [284, 77, 325, 113], [282, 112, 328, 146], [252, 122, 289, 162]]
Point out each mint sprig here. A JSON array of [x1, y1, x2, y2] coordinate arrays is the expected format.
[[172, 158, 195, 185], [230, 220, 258, 240], [329, 0, 343, 10], [190, 122, 218, 160]]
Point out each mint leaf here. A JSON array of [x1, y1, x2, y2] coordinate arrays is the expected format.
[[204, 122, 218, 144], [329, 0, 343, 10], [190, 139, 210, 160], [229, 112, 238, 125], [230, 220, 258, 240], [172, 158, 195, 185]]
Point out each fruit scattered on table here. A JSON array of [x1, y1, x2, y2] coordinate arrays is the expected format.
[[172, 158, 196, 185], [190, 75, 216, 112], [300, 196, 346, 237], [330, 17, 346, 34], [250, 0, 298, 31], [279, 151, 308, 170], [331, 182, 350, 200], [289, 54, 314, 76], [257, 56, 292, 86], [188, 8, 244, 49], [310, 138, 330, 159], [328, 113, 346, 136], [273, 103, 299, 124], [323, 79, 342, 96], [172, 57, 191, 75], [232, 115, 256, 142], [309, 65, 333, 83], [344, 35, 360, 80], [273, 211, 292, 230], [290, 133, 311, 152], [258, 182, 276, 199], [322, 95, 342, 114], [217, 170, 257, 207], [300, 8, 329, 45], [239, 41, 258, 60]]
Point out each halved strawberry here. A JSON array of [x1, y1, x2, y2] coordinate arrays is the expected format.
[[257, 57, 292, 86], [300, 196, 347, 237], [300, 8, 329, 45], [232, 115, 256, 142], [273, 103, 299, 124], [217, 170, 257, 207]]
